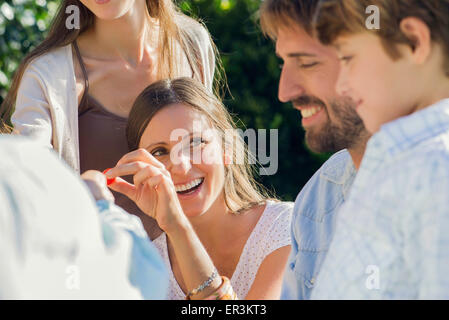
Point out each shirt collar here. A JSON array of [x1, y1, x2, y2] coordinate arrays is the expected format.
[[320, 150, 357, 199], [369, 99, 449, 157]]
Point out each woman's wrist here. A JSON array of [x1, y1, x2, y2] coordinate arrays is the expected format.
[[155, 196, 188, 234], [165, 218, 223, 299], [163, 212, 191, 237], [188, 274, 223, 300], [201, 276, 238, 300]]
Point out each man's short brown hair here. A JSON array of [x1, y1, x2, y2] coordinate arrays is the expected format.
[[315, 0, 449, 74], [259, 0, 321, 39]]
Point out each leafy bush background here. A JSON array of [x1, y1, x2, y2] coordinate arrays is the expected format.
[[0, 0, 329, 201]]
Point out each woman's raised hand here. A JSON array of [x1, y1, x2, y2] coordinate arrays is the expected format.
[[105, 149, 185, 232]]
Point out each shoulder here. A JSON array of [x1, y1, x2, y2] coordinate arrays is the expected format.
[[298, 149, 352, 194], [344, 133, 449, 231], [406, 134, 449, 174], [265, 200, 294, 220], [374, 134, 449, 192], [19, 45, 74, 96], [324, 148, 352, 164], [319, 149, 353, 181], [257, 201, 293, 243], [175, 14, 212, 50], [24, 45, 72, 77], [293, 149, 353, 216], [375, 136, 449, 210], [299, 150, 352, 192]]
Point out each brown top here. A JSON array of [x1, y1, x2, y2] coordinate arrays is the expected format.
[[73, 41, 161, 239]]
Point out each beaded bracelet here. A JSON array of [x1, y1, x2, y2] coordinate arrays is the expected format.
[[203, 276, 238, 300], [186, 269, 218, 299]]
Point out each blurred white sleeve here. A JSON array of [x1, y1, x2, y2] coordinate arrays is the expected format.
[[0, 136, 167, 299]]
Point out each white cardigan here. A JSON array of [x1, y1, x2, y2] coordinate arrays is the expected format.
[[12, 22, 215, 173]]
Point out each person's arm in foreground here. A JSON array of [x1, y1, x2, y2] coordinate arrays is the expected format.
[[82, 170, 168, 299], [0, 138, 167, 299]]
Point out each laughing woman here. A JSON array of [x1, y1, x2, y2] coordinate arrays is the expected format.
[[1, 0, 220, 239], [105, 78, 293, 299]]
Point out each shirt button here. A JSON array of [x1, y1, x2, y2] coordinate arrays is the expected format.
[[310, 278, 315, 284]]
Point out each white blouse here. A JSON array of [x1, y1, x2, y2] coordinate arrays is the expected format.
[[152, 200, 293, 299]]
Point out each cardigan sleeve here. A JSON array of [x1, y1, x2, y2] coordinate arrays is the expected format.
[[12, 62, 54, 150], [177, 16, 216, 93], [193, 23, 216, 93], [10, 46, 81, 173]]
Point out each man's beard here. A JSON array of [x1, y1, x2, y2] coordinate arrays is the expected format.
[[295, 96, 367, 153]]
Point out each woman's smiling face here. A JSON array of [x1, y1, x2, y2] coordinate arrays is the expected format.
[[138, 103, 227, 218]]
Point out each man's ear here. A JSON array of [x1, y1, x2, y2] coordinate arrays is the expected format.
[[399, 17, 431, 64]]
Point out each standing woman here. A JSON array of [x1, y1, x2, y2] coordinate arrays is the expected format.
[[1, 0, 220, 239]]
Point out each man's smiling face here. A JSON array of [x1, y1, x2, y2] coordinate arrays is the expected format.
[[276, 23, 366, 153]]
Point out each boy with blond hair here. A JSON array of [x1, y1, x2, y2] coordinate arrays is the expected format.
[[311, 0, 449, 299]]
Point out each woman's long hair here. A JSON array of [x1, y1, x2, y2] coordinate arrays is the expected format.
[[0, 0, 224, 130], [127, 77, 276, 215], [0, 119, 12, 134]]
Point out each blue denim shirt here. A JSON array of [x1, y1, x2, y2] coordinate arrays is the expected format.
[[281, 149, 356, 300]]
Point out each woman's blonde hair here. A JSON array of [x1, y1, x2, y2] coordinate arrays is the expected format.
[[0, 0, 224, 127], [127, 77, 276, 214], [0, 119, 12, 134]]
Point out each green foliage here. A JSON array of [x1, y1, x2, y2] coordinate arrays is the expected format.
[[0, 0, 59, 100], [0, 0, 327, 201]]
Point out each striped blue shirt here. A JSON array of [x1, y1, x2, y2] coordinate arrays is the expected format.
[[311, 99, 449, 299]]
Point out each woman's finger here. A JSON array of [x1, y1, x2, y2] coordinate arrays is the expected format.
[[116, 148, 165, 170], [106, 161, 170, 181], [154, 174, 178, 203], [107, 176, 137, 202], [146, 174, 164, 189], [105, 161, 151, 179], [133, 165, 166, 188], [138, 174, 175, 209]]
